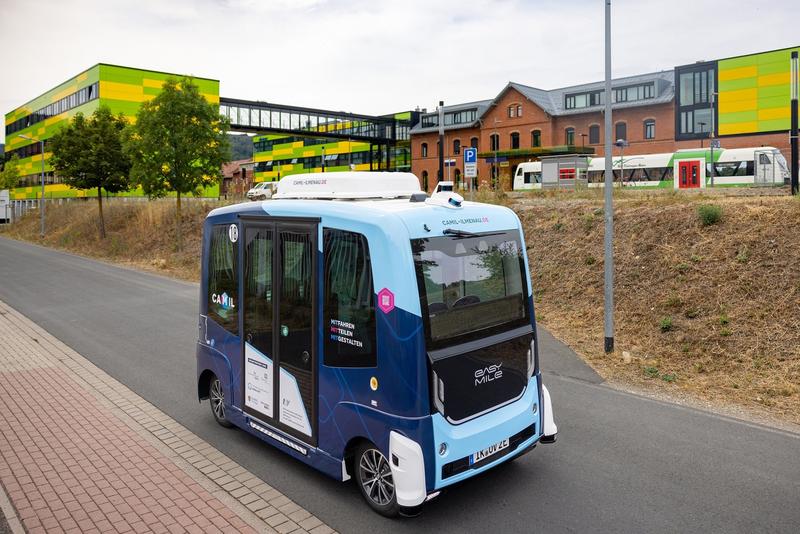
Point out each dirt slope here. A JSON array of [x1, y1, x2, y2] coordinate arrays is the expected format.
[[515, 191, 800, 423]]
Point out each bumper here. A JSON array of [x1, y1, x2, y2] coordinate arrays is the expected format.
[[431, 376, 544, 491], [388, 377, 557, 506]]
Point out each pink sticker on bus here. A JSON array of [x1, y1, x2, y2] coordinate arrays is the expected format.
[[377, 288, 395, 314]]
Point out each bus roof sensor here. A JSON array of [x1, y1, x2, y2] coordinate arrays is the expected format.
[[273, 172, 424, 200]]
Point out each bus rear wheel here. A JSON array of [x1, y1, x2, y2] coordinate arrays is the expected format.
[[354, 442, 400, 517], [209, 375, 233, 428]]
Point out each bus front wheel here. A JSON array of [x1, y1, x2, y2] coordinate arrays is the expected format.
[[209, 375, 234, 428], [355, 442, 401, 517]]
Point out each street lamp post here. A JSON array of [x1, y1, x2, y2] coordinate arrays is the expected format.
[[438, 101, 445, 184], [698, 122, 706, 148], [791, 51, 799, 195], [580, 133, 587, 151], [603, 0, 615, 354], [321, 145, 326, 173], [710, 92, 718, 187], [18, 134, 45, 238], [493, 117, 500, 189]]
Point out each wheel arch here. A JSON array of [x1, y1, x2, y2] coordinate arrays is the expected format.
[[198, 369, 216, 402], [342, 436, 373, 479]]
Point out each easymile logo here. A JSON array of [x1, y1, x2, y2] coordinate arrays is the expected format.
[[474, 363, 503, 386]]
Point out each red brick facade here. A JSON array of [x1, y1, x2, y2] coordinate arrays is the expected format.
[[411, 87, 792, 192]]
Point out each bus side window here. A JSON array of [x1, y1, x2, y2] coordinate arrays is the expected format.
[[323, 229, 377, 367], [208, 225, 239, 335]]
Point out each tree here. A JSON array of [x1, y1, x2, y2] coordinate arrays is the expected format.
[[124, 77, 229, 249], [0, 155, 21, 190], [49, 106, 132, 239]]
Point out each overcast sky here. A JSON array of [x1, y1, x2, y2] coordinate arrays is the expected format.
[[2, 0, 799, 144]]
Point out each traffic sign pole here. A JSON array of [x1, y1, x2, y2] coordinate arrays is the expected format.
[[463, 147, 478, 200]]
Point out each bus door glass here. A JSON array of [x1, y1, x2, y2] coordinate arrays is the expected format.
[[242, 220, 317, 445]]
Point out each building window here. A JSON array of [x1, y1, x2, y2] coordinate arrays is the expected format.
[[490, 134, 500, 151], [453, 139, 461, 155], [612, 83, 655, 104], [516, 105, 522, 117], [454, 168, 462, 188], [422, 170, 429, 190], [532, 130, 541, 147], [644, 120, 655, 140], [565, 127, 575, 145], [615, 122, 627, 142], [589, 124, 600, 144], [676, 62, 716, 139], [510, 132, 520, 149], [508, 105, 516, 118], [565, 90, 604, 110], [421, 143, 428, 158], [323, 229, 377, 367], [207, 225, 239, 335], [470, 137, 479, 149]]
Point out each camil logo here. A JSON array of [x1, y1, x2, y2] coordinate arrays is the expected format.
[[212, 292, 235, 310]]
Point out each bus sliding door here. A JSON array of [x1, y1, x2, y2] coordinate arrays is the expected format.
[[242, 218, 318, 447]]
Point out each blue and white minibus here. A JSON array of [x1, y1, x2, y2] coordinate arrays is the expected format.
[[196, 172, 557, 516]]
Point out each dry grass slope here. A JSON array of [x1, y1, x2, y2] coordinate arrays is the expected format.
[[515, 191, 800, 423], [1, 199, 220, 281]]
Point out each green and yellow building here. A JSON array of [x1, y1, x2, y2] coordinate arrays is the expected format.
[[3, 64, 219, 199], [252, 111, 413, 182]]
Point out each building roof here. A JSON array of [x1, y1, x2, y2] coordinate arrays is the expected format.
[[409, 99, 492, 134], [221, 159, 252, 178], [410, 70, 675, 134]]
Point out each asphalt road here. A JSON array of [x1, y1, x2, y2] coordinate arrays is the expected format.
[[1, 236, 798, 533]]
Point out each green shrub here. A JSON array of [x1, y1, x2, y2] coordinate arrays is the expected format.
[[697, 204, 723, 226], [644, 367, 659, 379], [660, 316, 673, 332]]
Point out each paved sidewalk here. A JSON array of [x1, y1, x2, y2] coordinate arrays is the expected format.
[[0, 300, 334, 534]]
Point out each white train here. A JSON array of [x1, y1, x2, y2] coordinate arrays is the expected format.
[[512, 147, 789, 190]]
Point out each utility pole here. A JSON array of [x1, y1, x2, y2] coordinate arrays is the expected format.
[[494, 117, 500, 189], [710, 92, 717, 187], [603, 0, 615, 354], [791, 51, 798, 195], [438, 101, 445, 184]]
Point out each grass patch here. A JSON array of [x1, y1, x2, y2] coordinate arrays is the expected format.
[[697, 204, 723, 226]]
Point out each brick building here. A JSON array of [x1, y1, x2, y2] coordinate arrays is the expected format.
[[410, 45, 799, 191]]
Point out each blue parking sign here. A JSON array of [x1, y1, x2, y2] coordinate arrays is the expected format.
[[464, 147, 477, 164]]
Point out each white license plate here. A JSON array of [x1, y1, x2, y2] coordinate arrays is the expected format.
[[471, 438, 509, 464]]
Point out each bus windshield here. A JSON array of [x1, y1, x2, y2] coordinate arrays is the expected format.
[[411, 230, 529, 348]]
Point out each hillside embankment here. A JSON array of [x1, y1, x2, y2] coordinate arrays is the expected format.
[[3, 190, 799, 424]]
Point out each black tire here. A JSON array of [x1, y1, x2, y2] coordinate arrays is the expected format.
[[209, 375, 234, 428], [354, 442, 401, 518]]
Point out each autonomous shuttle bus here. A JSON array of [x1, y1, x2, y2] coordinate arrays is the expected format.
[[512, 146, 789, 190], [196, 172, 557, 516]]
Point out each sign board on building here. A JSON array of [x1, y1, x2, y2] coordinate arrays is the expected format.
[[710, 139, 721, 149], [464, 147, 477, 178]]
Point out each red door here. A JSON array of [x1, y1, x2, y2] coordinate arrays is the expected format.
[[678, 161, 701, 189]]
